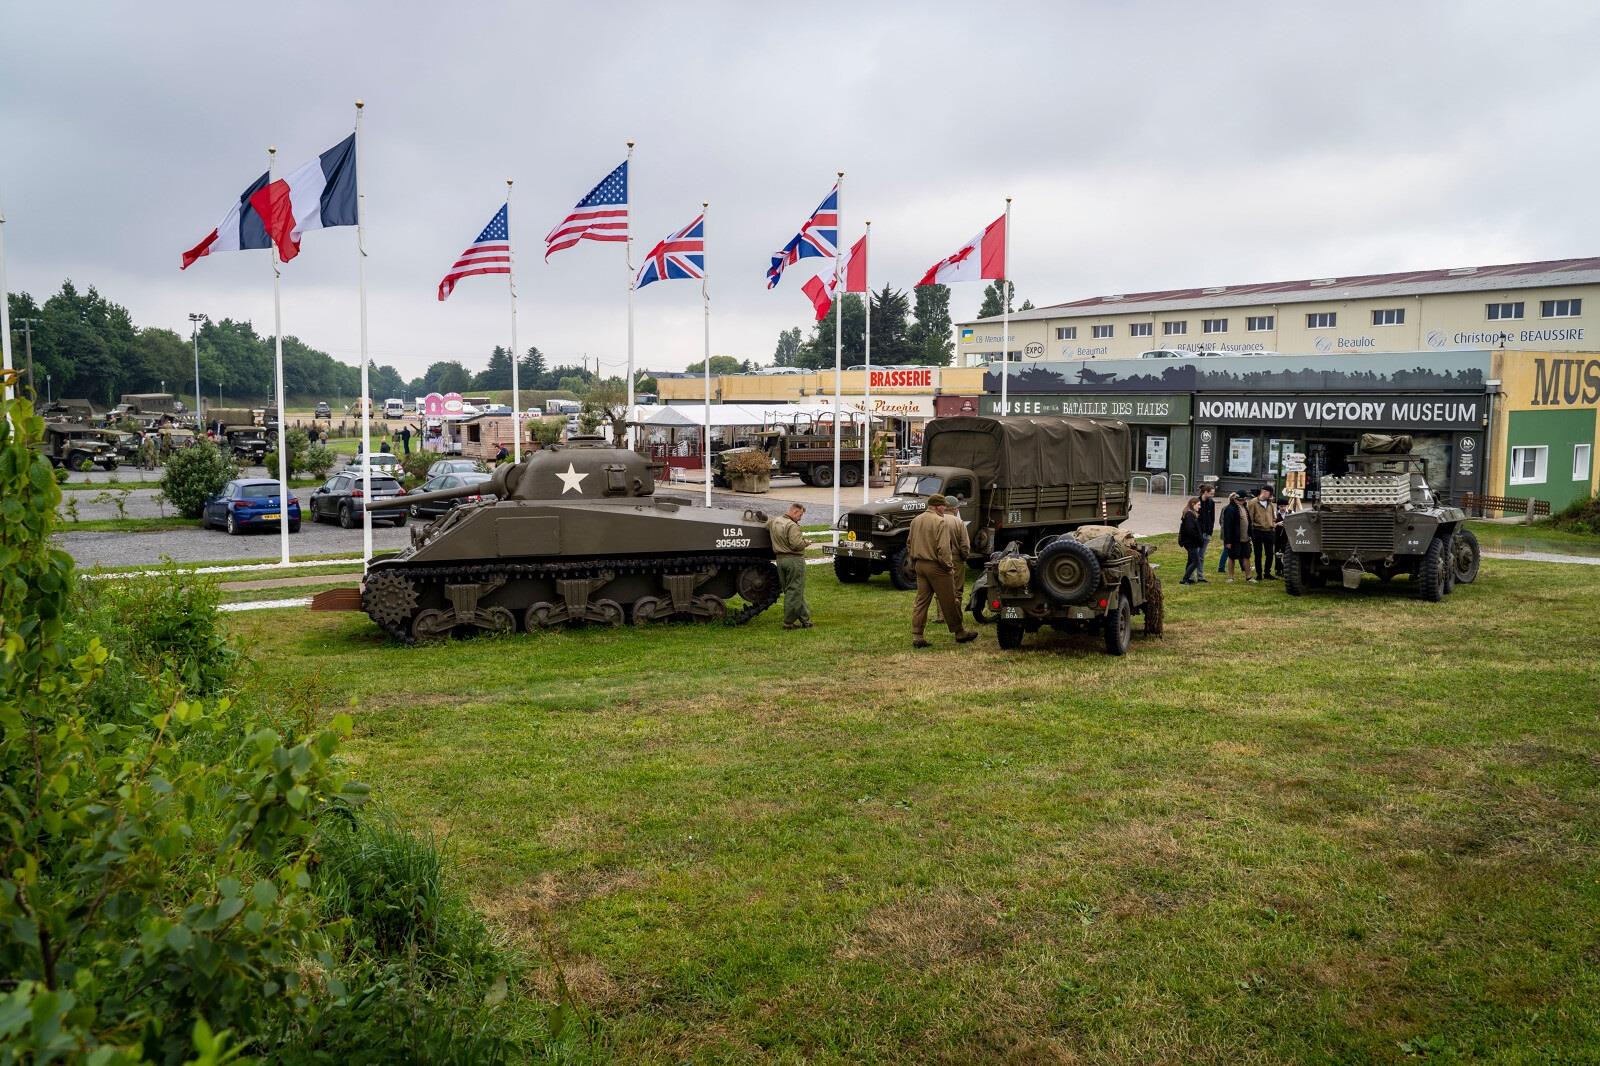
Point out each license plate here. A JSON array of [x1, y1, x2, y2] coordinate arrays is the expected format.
[[260, 512, 280, 520], [1002, 606, 1023, 619], [846, 531, 857, 541]]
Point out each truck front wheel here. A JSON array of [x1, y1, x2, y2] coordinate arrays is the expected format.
[[833, 556, 871, 583], [811, 464, 834, 488], [888, 547, 916, 591]]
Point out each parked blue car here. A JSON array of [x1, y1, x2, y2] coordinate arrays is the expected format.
[[202, 478, 302, 534]]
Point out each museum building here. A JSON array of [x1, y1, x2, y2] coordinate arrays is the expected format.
[[957, 257, 1600, 365]]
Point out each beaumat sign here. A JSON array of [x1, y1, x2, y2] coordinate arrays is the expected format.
[[1197, 394, 1482, 430]]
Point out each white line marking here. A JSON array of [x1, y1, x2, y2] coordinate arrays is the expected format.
[[218, 597, 314, 612], [84, 557, 364, 581]]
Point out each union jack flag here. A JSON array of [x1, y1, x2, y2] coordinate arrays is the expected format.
[[766, 184, 837, 289], [634, 213, 704, 289]]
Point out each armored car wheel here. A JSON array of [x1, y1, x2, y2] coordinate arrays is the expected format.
[[1416, 537, 1448, 603], [1452, 528, 1481, 584], [1283, 551, 1308, 596], [833, 556, 871, 583], [1102, 599, 1132, 656], [888, 547, 917, 591], [996, 621, 1025, 650]]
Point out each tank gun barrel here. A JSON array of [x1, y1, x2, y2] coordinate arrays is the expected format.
[[365, 462, 513, 511]]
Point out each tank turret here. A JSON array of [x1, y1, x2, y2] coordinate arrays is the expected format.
[[356, 444, 779, 641]]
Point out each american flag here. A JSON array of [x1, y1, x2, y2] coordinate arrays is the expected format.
[[437, 203, 511, 301], [545, 160, 629, 260], [635, 213, 705, 289], [766, 184, 838, 289]]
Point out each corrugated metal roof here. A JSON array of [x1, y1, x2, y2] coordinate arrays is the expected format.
[[971, 257, 1600, 323]]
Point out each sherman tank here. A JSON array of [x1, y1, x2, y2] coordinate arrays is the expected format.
[[358, 442, 780, 641]]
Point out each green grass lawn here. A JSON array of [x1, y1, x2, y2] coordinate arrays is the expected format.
[[230, 553, 1600, 1064], [1467, 519, 1600, 557]]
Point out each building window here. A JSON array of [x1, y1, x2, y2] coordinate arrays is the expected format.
[[1542, 298, 1582, 318], [1163, 320, 1187, 336], [1306, 312, 1337, 329], [1055, 326, 1077, 340], [1130, 322, 1153, 337], [1371, 308, 1406, 326], [1246, 315, 1275, 332], [1510, 445, 1548, 485], [1203, 318, 1228, 334], [1091, 324, 1113, 339], [1576, 444, 1592, 481], [1487, 302, 1524, 321]]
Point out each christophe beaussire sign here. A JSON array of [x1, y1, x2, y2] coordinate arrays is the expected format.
[[1197, 394, 1481, 430]]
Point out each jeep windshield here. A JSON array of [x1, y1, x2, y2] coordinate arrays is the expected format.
[[894, 474, 943, 496]]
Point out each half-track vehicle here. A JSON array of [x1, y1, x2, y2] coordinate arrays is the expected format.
[[36, 421, 120, 470], [823, 415, 1132, 589], [357, 441, 780, 642], [1281, 434, 1480, 600], [970, 526, 1163, 656]]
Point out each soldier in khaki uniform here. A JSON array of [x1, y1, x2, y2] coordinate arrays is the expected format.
[[941, 494, 973, 610], [766, 502, 813, 630], [907, 495, 976, 648]]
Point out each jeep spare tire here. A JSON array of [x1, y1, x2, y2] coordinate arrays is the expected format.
[[1035, 537, 1101, 606]]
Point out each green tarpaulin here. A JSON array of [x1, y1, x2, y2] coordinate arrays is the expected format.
[[923, 415, 1131, 488]]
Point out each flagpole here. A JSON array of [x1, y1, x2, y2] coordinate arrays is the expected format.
[[0, 187, 12, 402], [355, 101, 373, 566], [832, 170, 843, 528], [267, 147, 291, 566], [624, 140, 636, 449], [702, 201, 712, 508], [507, 178, 521, 464], [1000, 196, 1012, 417], [862, 220, 871, 504]]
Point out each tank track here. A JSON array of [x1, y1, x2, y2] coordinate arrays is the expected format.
[[362, 553, 780, 643]]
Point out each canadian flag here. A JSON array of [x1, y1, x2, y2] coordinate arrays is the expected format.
[[799, 234, 868, 321], [917, 213, 1006, 286]]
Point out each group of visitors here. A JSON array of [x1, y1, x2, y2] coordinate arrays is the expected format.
[[1177, 482, 1297, 585], [765, 493, 978, 647]]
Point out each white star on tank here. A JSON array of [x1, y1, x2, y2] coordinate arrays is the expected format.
[[556, 462, 589, 494]]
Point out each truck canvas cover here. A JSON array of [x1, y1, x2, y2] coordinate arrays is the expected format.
[[922, 415, 1130, 488]]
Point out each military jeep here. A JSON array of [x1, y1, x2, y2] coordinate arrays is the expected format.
[[970, 527, 1163, 656], [223, 425, 269, 463], [36, 422, 120, 471], [1281, 436, 1480, 601]]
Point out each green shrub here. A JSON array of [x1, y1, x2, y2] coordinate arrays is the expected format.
[[302, 443, 336, 480], [75, 569, 238, 698], [1548, 494, 1600, 535], [263, 427, 313, 478], [160, 440, 237, 518]]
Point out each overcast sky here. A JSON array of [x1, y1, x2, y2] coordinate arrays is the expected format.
[[4, 0, 1598, 382]]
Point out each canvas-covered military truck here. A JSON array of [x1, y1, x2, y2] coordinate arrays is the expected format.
[[113, 393, 184, 423], [36, 422, 120, 470], [822, 415, 1133, 589]]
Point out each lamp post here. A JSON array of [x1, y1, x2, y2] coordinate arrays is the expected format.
[[188, 313, 204, 429]]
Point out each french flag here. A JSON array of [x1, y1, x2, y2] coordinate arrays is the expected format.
[[182, 134, 358, 269]]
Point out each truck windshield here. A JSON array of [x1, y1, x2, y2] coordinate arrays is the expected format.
[[895, 474, 943, 496]]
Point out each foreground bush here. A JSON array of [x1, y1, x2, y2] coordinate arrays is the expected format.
[[159, 441, 236, 518], [1549, 494, 1600, 535]]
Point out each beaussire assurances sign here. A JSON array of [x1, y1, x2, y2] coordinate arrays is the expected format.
[[1196, 394, 1481, 430]]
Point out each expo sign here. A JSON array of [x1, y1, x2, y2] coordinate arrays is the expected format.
[[869, 367, 937, 389]]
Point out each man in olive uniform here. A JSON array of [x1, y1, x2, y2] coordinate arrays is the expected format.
[[941, 494, 973, 612], [908, 495, 977, 648], [767, 501, 813, 630]]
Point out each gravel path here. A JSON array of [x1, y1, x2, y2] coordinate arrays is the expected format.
[[1483, 549, 1600, 566]]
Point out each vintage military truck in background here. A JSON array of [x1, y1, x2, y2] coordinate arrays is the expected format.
[[971, 526, 1163, 655], [822, 414, 1133, 589], [1281, 434, 1480, 600], [36, 421, 120, 470]]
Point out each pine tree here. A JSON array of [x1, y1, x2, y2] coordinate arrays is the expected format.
[[976, 281, 1017, 319], [474, 346, 513, 391], [908, 285, 954, 366], [772, 326, 804, 367], [519, 346, 547, 389], [868, 285, 916, 365]]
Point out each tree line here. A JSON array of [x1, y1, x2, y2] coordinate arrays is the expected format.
[[771, 281, 1029, 370]]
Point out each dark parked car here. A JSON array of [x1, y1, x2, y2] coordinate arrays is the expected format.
[[408, 472, 493, 520], [314, 401, 332, 418], [202, 479, 302, 535], [426, 458, 483, 478], [307, 471, 407, 528]]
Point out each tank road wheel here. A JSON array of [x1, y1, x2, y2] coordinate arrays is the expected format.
[[1416, 537, 1448, 603], [833, 556, 871, 583], [1036, 538, 1101, 606], [888, 547, 917, 591], [1102, 598, 1132, 656], [840, 464, 862, 488], [411, 609, 453, 641], [592, 598, 625, 627], [1142, 574, 1164, 636], [996, 621, 1025, 650], [1284, 551, 1307, 596], [481, 606, 516, 635], [363, 570, 421, 640], [1452, 528, 1481, 584], [524, 602, 558, 630], [811, 463, 835, 488], [692, 594, 728, 622], [631, 595, 667, 624]]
